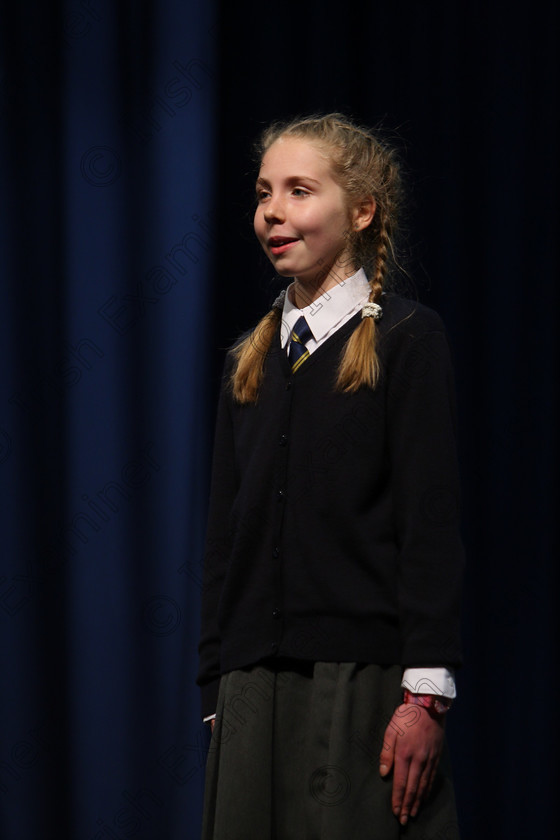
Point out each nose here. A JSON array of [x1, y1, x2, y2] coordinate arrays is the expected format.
[[263, 193, 285, 224]]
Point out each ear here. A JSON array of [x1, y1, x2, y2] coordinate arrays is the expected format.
[[351, 195, 376, 232]]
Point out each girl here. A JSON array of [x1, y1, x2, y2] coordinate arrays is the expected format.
[[198, 114, 463, 839]]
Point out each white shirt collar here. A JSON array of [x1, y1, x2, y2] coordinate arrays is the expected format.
[[280, 267, 370, 348]]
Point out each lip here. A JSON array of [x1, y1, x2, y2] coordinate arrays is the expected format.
[[268, 236, 299, 256]]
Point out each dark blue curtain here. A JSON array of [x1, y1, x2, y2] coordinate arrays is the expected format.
[[1, 1, 557, 839], [1, 1, 215, 838]]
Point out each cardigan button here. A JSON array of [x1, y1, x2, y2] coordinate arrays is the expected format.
[[270, 642, 279, 655], [277, 489, 285, 501], [285, 380, 292, 390], [272, 608, 282, 620], [279, 434, 288, 446], [272, 546, 280, 558]]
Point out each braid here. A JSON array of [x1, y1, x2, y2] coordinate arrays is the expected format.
[[230, 305, 282, 403], [372, 215, 389, 291], [336, 145, 402, 393]]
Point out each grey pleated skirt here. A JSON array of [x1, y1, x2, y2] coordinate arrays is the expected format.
[[202, 661, 459, 840]]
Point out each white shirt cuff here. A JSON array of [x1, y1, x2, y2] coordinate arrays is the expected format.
[[401, 667, 456, 699]]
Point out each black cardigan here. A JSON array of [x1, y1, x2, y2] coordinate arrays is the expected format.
[[197, 295, 464, 718]]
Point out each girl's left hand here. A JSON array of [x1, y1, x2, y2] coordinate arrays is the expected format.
[[379, 704, 445, 826]]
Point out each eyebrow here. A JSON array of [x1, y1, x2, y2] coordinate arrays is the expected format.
[[256, 175, 321, 188]]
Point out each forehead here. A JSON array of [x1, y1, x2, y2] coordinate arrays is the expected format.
[[258, 137, 334, 180]]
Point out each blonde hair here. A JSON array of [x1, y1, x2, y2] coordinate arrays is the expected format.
[[231, 113, 404, 403]]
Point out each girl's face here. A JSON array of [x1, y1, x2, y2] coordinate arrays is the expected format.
[[254, 137, 359, 288]]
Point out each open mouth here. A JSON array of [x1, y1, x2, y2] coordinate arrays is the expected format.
[[269, 237, 299, 255]]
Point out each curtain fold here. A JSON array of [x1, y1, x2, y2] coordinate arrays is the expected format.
[[1, 2, 216, 837]]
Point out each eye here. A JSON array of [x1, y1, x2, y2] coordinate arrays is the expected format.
[[292, 187, 309, 197], [256, 188, 270, 202]]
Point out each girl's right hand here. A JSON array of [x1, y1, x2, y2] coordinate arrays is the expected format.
[[210, 719, 215, 734]]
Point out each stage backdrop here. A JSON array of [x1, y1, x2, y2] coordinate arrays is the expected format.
[[1, 1, 216, 838], [1, 1, 558, 839]]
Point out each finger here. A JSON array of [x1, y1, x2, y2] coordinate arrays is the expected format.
[[391, 755, 410, 817], [380, 720, 397, 777], [397, 759, 425, 826], [410, 762, 432, 818]]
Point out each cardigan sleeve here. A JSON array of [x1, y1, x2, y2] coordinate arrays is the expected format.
[[197, 357, 238, 718], [385, 314, 464, 669]]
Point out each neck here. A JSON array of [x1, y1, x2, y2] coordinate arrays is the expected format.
[[291, 263, 358, 308]]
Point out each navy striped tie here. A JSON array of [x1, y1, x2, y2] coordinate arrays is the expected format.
[[288, 315, 313, 372]]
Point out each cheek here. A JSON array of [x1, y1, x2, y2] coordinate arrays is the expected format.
[[313, 213, 350, 247], [253, 210, 264, 241], [312, 201, 349, 233], [297, 208, 332, 239]]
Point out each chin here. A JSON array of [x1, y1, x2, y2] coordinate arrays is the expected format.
[[270, 261, 296, 278]]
